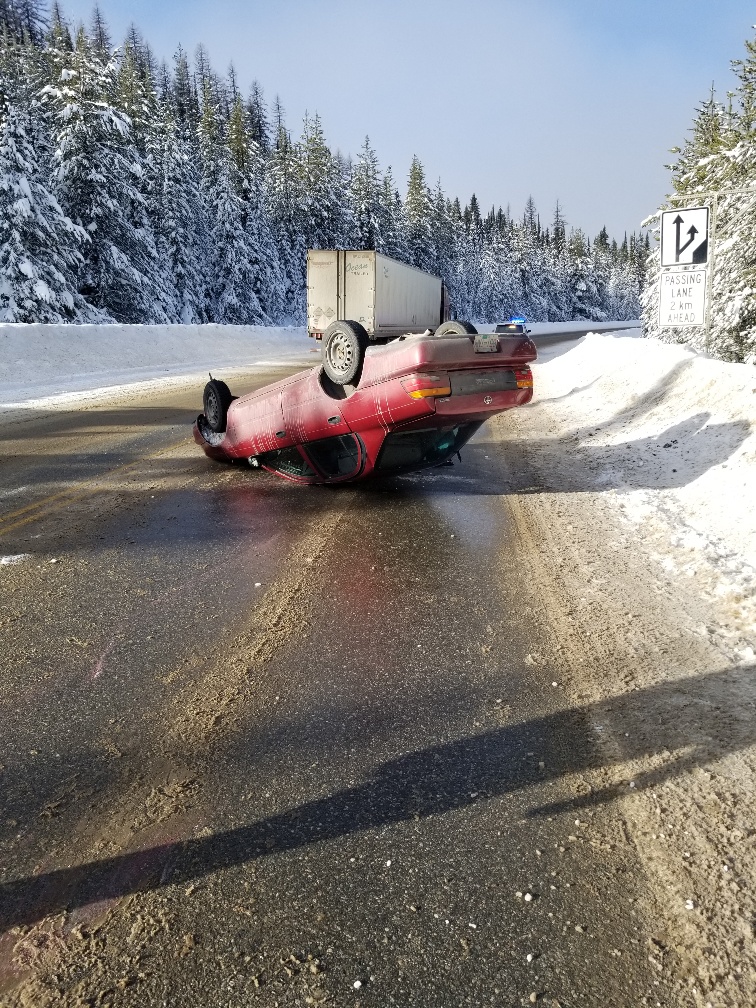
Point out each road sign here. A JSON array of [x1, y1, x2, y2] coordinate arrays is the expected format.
[[658, 267, 707, 328], [661, 206, 709, 266]]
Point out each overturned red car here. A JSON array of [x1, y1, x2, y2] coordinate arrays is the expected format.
[[193, 322, 536, 484]]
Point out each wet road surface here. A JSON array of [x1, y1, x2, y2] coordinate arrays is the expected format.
[[0, 361, 672, 1007]]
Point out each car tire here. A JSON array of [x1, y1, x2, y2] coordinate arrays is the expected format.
[[203, 379, 233, 433], [322, 320, 369, 385], [435, 320, 478, 336]]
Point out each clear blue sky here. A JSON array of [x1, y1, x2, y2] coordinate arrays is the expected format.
[[58, 0, 756, 239]]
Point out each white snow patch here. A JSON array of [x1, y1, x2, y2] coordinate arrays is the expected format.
[[0, 320, 626, 406], [474, 320, 640, 337], [1, 554, 31, 565], [0, 323, 314, 405], [531, 331, 756, 658]]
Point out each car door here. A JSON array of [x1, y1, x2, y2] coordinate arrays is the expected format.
[[225, 383, 293, 457], [280, 371, 353, 444]]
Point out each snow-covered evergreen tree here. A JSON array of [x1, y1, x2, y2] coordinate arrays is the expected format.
[[172, 45, 198, 129], [0, 0, 46, 47], [199, 85, 268, 323], [89, 5, 110, 56], [642, 27, 756, 361], [430, 181, 457, 290], [45, 1, 70, 52], [0, 9, 641, 327], [405, 156, 436, 274], [41, 30, 174, 321], [564, 228, 605, 320], [151, 99, 207, 322], [350, 136, 384, 250], [246, 79, 269, 153], [227, 92, 286, 321], [297, 112, 352, 251], [0, 74, 88, 320], [266, 102, 306, 320]]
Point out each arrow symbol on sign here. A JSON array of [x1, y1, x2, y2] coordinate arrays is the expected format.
[[674, 215, 698, 261]]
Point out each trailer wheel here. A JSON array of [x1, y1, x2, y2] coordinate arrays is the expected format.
[[435, 320, 478, 336], [203, 379, 233, 433], [322, 320, 369, 385]]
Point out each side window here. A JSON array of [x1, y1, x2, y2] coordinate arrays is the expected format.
[[304, 434, 361, 479], [259, 446, 316, 479]]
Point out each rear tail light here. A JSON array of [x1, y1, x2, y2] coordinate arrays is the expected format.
[[401, 374, 452, 399], [514, 366, 533, 389]]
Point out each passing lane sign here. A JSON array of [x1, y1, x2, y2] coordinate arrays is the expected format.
[[658, 268, 707, 328], [661, 206, 709, 266]]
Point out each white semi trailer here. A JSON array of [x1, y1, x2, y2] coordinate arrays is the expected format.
[[307, 249, 475, 385]]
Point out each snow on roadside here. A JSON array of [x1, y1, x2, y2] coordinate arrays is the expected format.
[[0, 323, 315, 405], [507, 330, 756, 1007], [0, 320, 638, 407], [0, 367, 301, 414], [530, 330, 756, 664], [476, 319, 640, 337]]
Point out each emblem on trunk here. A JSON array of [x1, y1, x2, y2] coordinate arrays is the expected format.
[[483, 395, 493, 405]]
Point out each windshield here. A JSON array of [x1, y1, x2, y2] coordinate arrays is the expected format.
[[374, 423, 483, 475]]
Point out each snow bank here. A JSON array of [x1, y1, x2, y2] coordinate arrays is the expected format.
[[0, 323, 314, 404], [531, 330, 756, 654], [477, 319, 640, 337], [0, 320, 638, 406]]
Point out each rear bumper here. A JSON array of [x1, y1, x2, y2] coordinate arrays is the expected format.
[[434, 386, 532, 415]]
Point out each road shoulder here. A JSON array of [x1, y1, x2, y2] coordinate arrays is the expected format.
[[497, 398, 756, 1008]]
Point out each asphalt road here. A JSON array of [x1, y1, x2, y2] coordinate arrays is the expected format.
[[0, 358, 672, 1008]]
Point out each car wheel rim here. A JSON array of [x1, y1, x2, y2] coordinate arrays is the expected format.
[[327, 331, 354, 374], [206, 391, 219, 425]]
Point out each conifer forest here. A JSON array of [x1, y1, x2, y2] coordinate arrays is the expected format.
[[0, 1, 648, 327], [642, 29, 756, 362]]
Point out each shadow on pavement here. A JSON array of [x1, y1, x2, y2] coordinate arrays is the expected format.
[[1, 663, 752, 931], [377, 411, 749, 496], [0, 407, 197, 439], [0, 403, 748, 569]]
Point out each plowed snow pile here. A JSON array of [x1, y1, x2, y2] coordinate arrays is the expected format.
[[540, 331, 756, 659], [504, 330, 756, 1008]]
